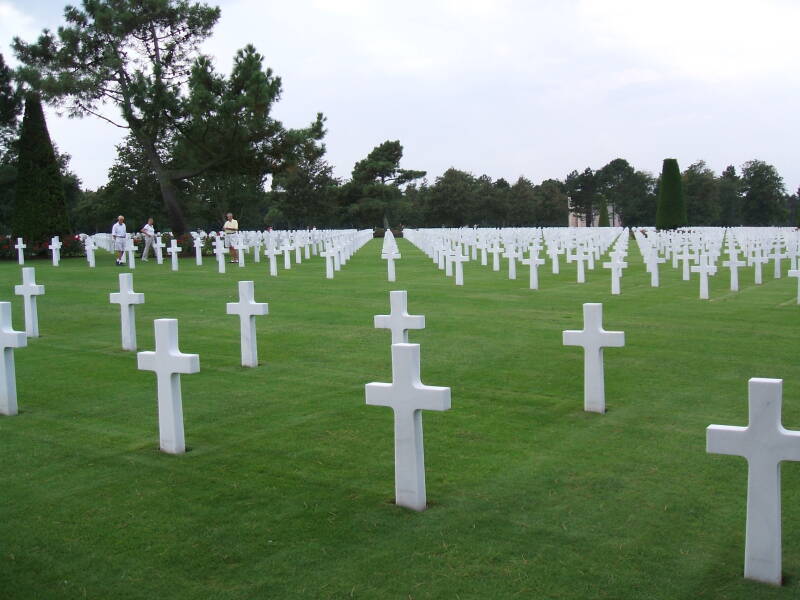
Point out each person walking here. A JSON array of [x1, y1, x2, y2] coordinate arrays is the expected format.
[[140, 217, 155, 261], [112, 215, 127, 265], [223, 212, 239, 263]]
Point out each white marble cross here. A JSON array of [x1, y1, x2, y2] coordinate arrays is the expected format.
[[691, 253, 716, 300], [137, 319, 200, 454], [294, 237, 303, 264], [374, 291, 425, 344], [384, 247, 400, 282], [125, 236, 136, 269], [48, 236, 62, 267], [226, 280, 269, 367], [365, 343, 451, 511], [488, 244, 502, 272], [771, 247, 786, 279], [154, 235, 165, 265], [444, 246, 454, 277], [281, 241, 293, 270], [645, 251, 665, 287], [788, 269, 800, 304], [253, 238, 262, 263], [14, 238, 25, 265], [677, 247, 696, 281], [333, 245, 342, 271], [751, 249, 768, 285], [603, 256, 628, 295], [167, 239, 181, 271], [723, 253, 746, 292], [0, 302, 27, 416], [548, 245, 561, 274], [85, 237, 96, 268], [707, 378, 800, 586], [235, 235, 246, 268], [213, 235, 226, 273], [452, 248, 469, 286], [563, 303, 624, 413], [574, 247, 587, 283], [14, 267, 44, 338], [321, 247, 335, 279], [521, 247, 545, 290], [193, 236, 204, 266], [109, 272, 145, 351], [264, 244, 279, 276], [503, 245, 518, 280]]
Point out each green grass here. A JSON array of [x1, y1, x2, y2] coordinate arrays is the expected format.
[[2, 238, 800, 599]]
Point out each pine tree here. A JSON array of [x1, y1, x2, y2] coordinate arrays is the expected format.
[[12, 92, 70, 242], [598, 197, 610, 226], [655, 158, 686, 229]]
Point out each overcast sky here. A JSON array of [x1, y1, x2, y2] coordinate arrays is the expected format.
[[1, 0, 799, 194]]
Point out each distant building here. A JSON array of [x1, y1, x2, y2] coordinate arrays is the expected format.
[[567, 206, 621, 227]]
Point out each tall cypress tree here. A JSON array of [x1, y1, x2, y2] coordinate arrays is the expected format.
[[655, 158, 686, 229], [598, 197, 610, 226], [12, 92, 70, 242]]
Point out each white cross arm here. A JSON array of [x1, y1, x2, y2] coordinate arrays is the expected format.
[[374, 313, 425, 329], [0, 303, 27, 348], [365, 381, 450, 412], [563, 330, 625, 348], [365, 343, 450, 412], [110, 291, 145, 305], [15, 283, 44, 295], [226, 302, 269, 317], [137, 319, 200, 374], [707, 425, 748, 457], [137, 349, 200, 374]]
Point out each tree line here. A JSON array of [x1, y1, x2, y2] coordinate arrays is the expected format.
[[0, 1, 796, 239]]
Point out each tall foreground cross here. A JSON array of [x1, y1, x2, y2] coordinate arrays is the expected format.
[[0, 302, 26, 416], [109, 273, 145, 351], [137, 319, 200, 454], [365, 343, 451, 511], [563, 303, 624, 413], [14, 267, 44, 338], [226, 281, 269, 367], [374, 291, 425, 344], [707, 378, 800, 586]]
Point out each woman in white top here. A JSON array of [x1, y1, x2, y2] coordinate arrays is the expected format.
[[111, 215, 127, 265]]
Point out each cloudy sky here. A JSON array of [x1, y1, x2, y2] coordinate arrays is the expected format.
[[1, 0, 799, 194]]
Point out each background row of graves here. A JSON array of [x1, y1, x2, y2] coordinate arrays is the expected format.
[[2, 231, 800, 598]]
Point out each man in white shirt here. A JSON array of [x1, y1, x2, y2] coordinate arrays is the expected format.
[[111, 215, 127, 265], [140, 217, 155, 261], [223, 212, 239, 263]]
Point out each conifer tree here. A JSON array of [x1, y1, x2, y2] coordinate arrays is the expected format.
[[598, 197, 610, 226], [13, 92, 70, 241], [655, 158, 686, 229]]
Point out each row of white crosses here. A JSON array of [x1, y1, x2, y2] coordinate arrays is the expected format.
[[404, 227, 625, 290], [402, 225, 800, 301], [633, 227, 800, 300], [79, 229, 371, 280]]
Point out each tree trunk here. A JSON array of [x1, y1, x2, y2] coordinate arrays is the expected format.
[[156, 173, 186, 236]]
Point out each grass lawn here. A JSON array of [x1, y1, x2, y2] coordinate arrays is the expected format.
[[2, 237, 800, 599]]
